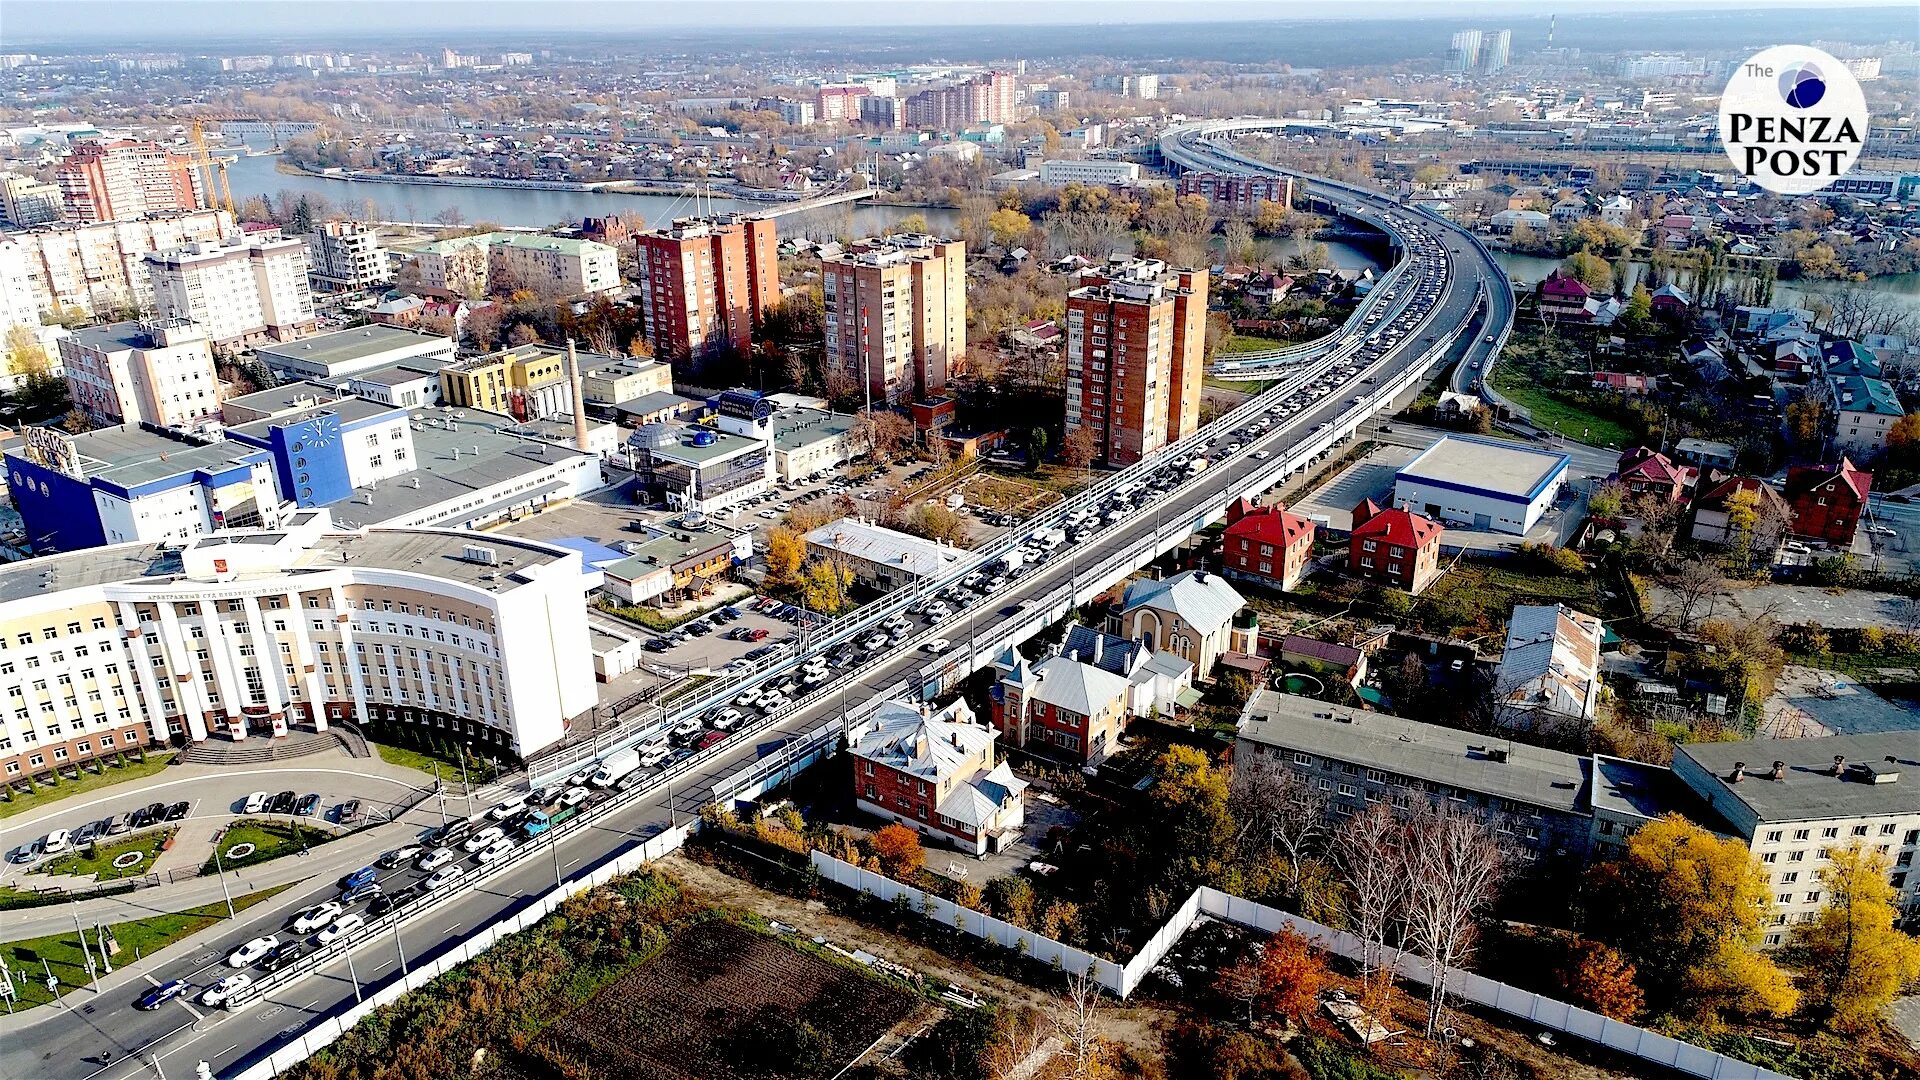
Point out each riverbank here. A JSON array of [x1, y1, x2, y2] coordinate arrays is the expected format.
[[273, 160, 820, 202]]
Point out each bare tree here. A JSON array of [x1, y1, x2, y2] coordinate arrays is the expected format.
[[1231, 754, 1332, 894], [1051, 966, 1106, 1079], [1334, 801, 1410, 1003], [1668, 560, 1726, 632], [1401, 804, 1508, 1038]]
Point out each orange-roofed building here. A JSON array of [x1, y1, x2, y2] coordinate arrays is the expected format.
[[1223, 497, 1315, 592], [1348, 500, 1444, 594]]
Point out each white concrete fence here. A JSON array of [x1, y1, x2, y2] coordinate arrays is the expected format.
[[809, 851, 1792, 1080]]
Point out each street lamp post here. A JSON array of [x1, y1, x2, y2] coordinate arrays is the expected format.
[[390, 914, 409, 977], [209, 839, 236, 919], [344, 945, 362, 1004]]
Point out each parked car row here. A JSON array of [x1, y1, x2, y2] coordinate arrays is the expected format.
[[9, 798, 192, 865]]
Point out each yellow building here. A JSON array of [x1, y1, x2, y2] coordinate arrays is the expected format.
[[437, 343, 577, 420]]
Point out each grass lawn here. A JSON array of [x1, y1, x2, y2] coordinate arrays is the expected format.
[[371, 740, 503, 785], [1217, 333, 1294, 354], [985, 463, 1094, 498], [201, 818, 341, 875], [1202, 373, 1282, 394], [0, 752, 177, 821], [1488, 368, 1636, 449], [1, 882, 293, 1009], [38, 828, 177, 882], [1415, 561, 1608, 638]]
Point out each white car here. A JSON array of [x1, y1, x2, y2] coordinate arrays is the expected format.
[[475, 839, 515, 865], [243, 791, 270, 814], [462, 826, 505, 853], [712, 709, 745, 731], [558, 786, 592, 809], [425, 864, 466, 890], [487, 796, 528, 821], [1867, 524, 1897, 537], [314, 913, 366, 946], [922, 638, 952, 654], [638, 742, 670, 768], [201, 973, 254, 1008], [227, 935, 280, 968], [414, 848, 456, 873], [290, 902, 343, 935], [1253, 450, 1271, 460]]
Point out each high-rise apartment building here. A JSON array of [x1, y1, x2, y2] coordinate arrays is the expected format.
[[306, 220, 391, 292], [822, 235, 967, 409], [904, 72, 1017, 131], [815, 84, 872, 121], [5, 209, 233, 320], [859, 95, 903, 130], [1177, 173, 1294, 213], [1064, 260, 1208, 467], [55, 140, 202, 224], [0, 173, 63, 227], [59, 319, 221, 429], [145, 235, 315, 347], [635, 215, 779, 362], [1447, 30, 1484, 73], [1121, 74, 1159, 100], [1481, 29, 1512, 74]]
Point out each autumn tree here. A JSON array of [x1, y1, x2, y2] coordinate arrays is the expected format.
[[1562, 250, 1613, 294], [1334, 801, 1408, 1002], [1252, 199, 1291, 235], [988, 876, 1038, 929], [1219, 927, 1330, 1024], [1402, 804, 1508, 1036], [1791, 842, 1920, 1030], [1060, 423, 1100, 474], [799, 554, 856, 615], [765, 525, 805, 585], [1560, 940, 1645, 1021], [870, 823, 925, 879], [1229, 752, 1332, 896], [1585, 814, 1797, 1020], [987, 207, 1033, 249], [1147, 745, 1237, 895]]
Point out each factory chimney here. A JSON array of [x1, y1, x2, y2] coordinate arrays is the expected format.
[[565, 338, 591, 452]]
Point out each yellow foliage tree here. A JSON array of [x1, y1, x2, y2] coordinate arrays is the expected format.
[[799, 555, 855, 614], [1791, 842, 1920, 1030], [987, 207, 1032, 249], [765, 526, 805, 585], [1585, 814, 1797, 1020]]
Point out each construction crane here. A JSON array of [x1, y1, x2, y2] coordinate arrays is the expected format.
[[187, 121, 235, 215]]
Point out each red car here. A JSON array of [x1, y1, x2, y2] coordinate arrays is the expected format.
[[747, 628, 769, 641], [694, 730, 728, 751]]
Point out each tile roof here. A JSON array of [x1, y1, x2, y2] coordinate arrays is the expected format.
[[1225, 504, 1313, 548]]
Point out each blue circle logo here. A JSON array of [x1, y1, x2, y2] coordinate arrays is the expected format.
[[1779, 64, 1826, 109]]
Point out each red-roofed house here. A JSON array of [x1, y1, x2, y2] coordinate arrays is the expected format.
[[1614, 447, 1696, 504], [1223, 498, 1316, 592], [1348, 500, 1444, 594], [1590, 372, 1657, 396], [1785, 458, 1872, 546], [1539, 270, 1592, 320]]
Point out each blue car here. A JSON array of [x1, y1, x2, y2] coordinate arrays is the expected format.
[[136, 979, 189, 1010], [339, 866, 378, 891]]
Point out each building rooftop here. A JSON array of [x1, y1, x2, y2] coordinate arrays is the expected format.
[[63, 320, 201, 353], [418, 231, 611, 258], [349, 362, 442, 388], [1401, 435, 1570, 500], [804, 518, 962, 580], [1590, 754, 1736, 835], [0, 517, 578, 606], [225, 384, 400, 430], [254, 326, 450, 371], [1830, 374, 1905, 418], [1677, 734, 1920, 823], [640, 424, 763, 466], [615, 391, 703, 418], [1237, 691, 1590, 815], [8, 424, 263, 490], [327, 408, 595, 529], [768, 406, 855, 452], [1120, 569, 1245, 635]]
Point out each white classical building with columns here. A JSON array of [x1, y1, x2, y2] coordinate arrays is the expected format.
[[0, 509, 596, 782]]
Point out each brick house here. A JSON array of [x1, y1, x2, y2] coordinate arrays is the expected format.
[[1222, 497, 1316, 592], [1784, 458, 1872, 547], [1690, 475, 1791, 550], [1115, 569, 1251, 676], [1348, 499, 1444, 594], [1613, 447, 1697, 504], [849, 699, 1026, 856], [990, 647, 1131, 765], [1538, 270, 1593, 320]]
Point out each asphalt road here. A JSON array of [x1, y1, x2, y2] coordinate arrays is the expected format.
[[4, 162, 1512, 1080]]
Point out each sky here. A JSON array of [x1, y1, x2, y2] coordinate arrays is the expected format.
[[7, 0, 1914, 45]]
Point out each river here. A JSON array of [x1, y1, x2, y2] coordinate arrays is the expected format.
[[223, 152, 1380, 271]]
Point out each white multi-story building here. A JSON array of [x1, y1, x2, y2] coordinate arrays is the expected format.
[[0, 510, 598, 782], [406, 232, 618, 300], [0, 172, 62, 227], [7, 210, 233, 320], [1036, 159, 1141, 185], [145, 235, 316, 347], [253, 325, 454, 383], [1673, 735, 1920, 938], [59, 319, 221, 429], [306, 220, 391, 292]]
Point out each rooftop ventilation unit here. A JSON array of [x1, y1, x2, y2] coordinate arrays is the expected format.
[[462, 545, 499, 566]]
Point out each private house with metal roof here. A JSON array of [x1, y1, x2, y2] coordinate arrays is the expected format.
[[1494, 604, 1604, 731], [1222, 498, 1315, 592], [849, 698, 1026, 855], [1114, 569, 1250, 676], [990, 625, 1196, 765], [1393, 434, 1570, 536], [1825, 373, 1905, 457], [1784, 457, 1872, 547], [1671, 734, 1920, 936]]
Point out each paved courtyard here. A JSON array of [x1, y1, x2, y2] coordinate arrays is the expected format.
[[1647, 581, 1920, 632]]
